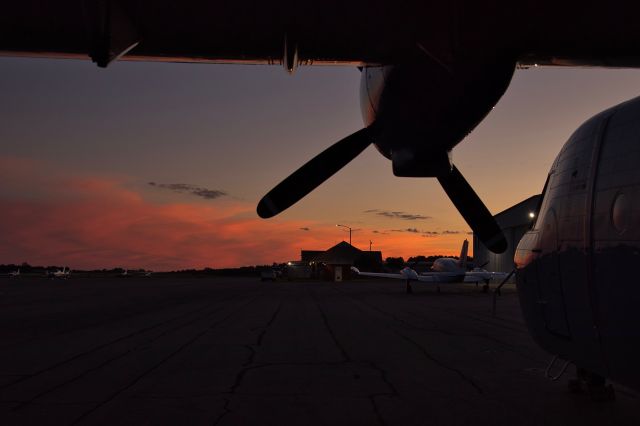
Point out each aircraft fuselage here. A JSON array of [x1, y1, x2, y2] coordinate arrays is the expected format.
[[515, 96, 640, 390]]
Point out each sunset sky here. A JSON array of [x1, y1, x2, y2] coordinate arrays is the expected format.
[[2, 58, 640, 270]]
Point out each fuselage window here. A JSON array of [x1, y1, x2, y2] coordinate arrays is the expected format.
[[611, 192, 629, 235]]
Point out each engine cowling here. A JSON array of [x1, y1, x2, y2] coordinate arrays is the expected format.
[[359, 58, 515, 177]]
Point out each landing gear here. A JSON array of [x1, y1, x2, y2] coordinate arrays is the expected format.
[[406, 280, 413, 294], [436, 285, 441, 294], [568, 367, 616, 402]]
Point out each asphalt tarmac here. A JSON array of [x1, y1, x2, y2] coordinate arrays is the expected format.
[[0, 275, 638, 425]]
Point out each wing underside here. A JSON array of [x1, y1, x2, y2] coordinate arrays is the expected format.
[[352, 269, 435, 282]]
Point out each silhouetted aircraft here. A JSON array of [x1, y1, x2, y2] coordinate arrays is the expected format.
[[352, 240, 507, 293], [515, 95, 640, 397], [8, 268, 20, 278]]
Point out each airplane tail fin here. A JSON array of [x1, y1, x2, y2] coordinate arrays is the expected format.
[[459, 239, 469, 270]]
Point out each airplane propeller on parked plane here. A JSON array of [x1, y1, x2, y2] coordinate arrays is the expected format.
[[257, 125, 507, 254]]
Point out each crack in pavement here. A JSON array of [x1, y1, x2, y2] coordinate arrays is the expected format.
[[214, 291, 399, 426], [402, 311, 541, 363], [0, 294, 241, 392], [212, 300, 283, 426], [257, 301, 283, 347], [395, 330, 483, 394], [331, 285, 540, 362], [0, 295, 212, 351], [70, 294, 263, 425], [311, 292, 351, 363], [7, 294, 245, 410], [311, 289, 396, 426], [241, 345, 257, 367], [327, 286, 486, 395], [212, 361, 397, 426]]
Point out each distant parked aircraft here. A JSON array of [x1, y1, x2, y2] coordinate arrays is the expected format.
[[352, 240, 507, 293], [47, 267, 70, 279], [8, 268, 20, 278], [120, 269, 152, 277]]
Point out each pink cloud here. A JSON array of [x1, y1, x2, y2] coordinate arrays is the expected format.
[[0, 159, 332, 270], [0, 157, 469, 270]]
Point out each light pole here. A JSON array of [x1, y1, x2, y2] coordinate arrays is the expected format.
[[336, 224, 352, 246]]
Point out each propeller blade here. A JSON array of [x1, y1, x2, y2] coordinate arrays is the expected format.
[[437, 165, 507, 253], [257, 127, 372, 218]]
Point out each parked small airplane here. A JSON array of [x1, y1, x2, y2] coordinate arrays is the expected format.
[[47, 267, 70, 279], [120, 269, 152, 277], [352, 240, 508, 293], [422, 240, 506, 284], [8, 268, 20, 278]]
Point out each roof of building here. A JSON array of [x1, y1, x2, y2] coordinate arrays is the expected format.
[[303, 241, 382, 265], [494, 194, 542, 229], [301, 250, 324, 262]]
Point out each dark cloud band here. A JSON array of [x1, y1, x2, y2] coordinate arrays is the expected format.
[[364, 209, 431, 221], [148, 182, 227, 200]]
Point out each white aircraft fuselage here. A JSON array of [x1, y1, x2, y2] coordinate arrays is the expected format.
[[430, 258, 466, 282]]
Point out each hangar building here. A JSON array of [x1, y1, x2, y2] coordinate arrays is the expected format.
[[473, 194, 541, 275], [300, 241, 383, 281]]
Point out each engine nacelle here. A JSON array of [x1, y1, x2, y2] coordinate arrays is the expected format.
[[359, 59, 515, 177]]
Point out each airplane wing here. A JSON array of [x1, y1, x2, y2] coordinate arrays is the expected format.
[[0, 1, 464, 68], [420, 272, 463, 283], [351, 267, 435, 282], [463, 271, 509, 282], [355, 271, 410, 280], [4, 2, 611, 70], [415, 275, 436, 283]]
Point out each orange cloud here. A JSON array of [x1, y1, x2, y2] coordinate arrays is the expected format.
[[0, 157, 470, 270]]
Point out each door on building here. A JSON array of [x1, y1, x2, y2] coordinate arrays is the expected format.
[[334, 266, 342, 282]]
